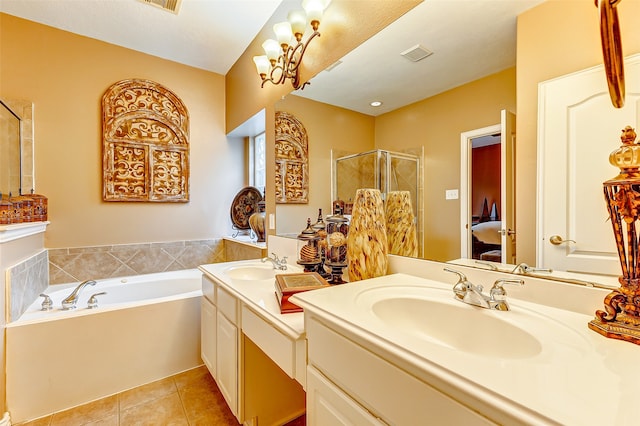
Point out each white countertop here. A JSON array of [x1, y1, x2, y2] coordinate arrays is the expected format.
[[291, 272, 640, 426], [199, 260, 305, 339]]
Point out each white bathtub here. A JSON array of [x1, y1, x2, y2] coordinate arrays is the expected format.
[[6, 269, 204, 423]]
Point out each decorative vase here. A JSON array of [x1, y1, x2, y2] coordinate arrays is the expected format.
[[385, 191, 418, 257], [248, 198, 266, 243], [346, 188, 388, 281]]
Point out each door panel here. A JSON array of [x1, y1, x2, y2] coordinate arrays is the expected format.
[[538, 54, 640, 275]]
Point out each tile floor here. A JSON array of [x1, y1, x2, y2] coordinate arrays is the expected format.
[[14, 365, 298, 426]]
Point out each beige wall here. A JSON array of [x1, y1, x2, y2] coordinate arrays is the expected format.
[[516, 0, 640, 264], [0, 13, 242, 249], [274, 95, 375, 235], [376, 68, 516, 262]]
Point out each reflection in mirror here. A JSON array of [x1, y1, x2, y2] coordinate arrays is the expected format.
[[333, 149, 423, 257], [0, 100, 21, 196], [274, 0, 622, 289]]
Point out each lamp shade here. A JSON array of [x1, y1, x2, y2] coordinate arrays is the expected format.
[[273, 21, 293, 47], [288, 10, 307, 39], [302, 0, 327, 26], [253, 55, 271, 76], [261, 39, 281, 62]]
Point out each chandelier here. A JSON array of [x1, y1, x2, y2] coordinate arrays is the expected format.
[[253, 0, 331, 90]]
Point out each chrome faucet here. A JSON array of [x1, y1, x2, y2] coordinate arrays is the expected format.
[[261, 253, 288, 270], [511, 262, 552, 274], [61, 279, 97, 310], [474, 260, 498, 271], [444, 268, 524, 311]]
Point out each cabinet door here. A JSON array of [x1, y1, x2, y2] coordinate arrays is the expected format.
[[307, 367, 386, 426], [216, 311, 238, 416], [201, 298, 217, 378]]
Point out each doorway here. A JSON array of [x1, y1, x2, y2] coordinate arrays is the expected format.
[[460, 110, 516, 264]]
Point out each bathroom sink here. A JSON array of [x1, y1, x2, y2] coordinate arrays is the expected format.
[[225, 265, 278, 281], [224, 262, 302, 281], [356, 285, 553, 359]]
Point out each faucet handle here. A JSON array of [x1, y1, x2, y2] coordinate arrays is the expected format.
[[39, 293, 53, 311], [443, 268, 474, 299], [489, 278, 524, 301], [87, 292, 107, 309]]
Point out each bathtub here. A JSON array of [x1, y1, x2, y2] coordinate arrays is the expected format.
[[6, 269, 204, 423]]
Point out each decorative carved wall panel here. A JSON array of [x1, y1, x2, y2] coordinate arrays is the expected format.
[[275, 111, 308, 204], [102, 79, 189, 202]]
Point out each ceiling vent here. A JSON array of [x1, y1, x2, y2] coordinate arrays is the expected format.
[[400, 44, 433, 62], [139, 0, 182, 14]]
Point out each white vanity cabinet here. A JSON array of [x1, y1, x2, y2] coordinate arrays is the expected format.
[[200, 263, 306, 425], [201, 275, 241, 419], [304, 314, 496, 426]]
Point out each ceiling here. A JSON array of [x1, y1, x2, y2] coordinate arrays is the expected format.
[[0, 0, 546, 116]]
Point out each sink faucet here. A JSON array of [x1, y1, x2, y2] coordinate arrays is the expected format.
[[61, 279, 97, 310], [261, 253, 288, 270], [511, 262, 552, 274], [443, 268, 524, 311]]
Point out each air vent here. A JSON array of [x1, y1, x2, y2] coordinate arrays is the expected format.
[[139, 0, 182, 14], [400, 44, 433, 62]]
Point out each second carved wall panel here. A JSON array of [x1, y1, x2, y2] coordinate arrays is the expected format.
[[275, 111, 308, 204]]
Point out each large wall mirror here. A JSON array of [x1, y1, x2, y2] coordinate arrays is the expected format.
[[273, 0, 624, 288], [0, 99, 35, 198], [0, 100, 22, 196]]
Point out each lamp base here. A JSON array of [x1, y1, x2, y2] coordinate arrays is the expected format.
[[588, 316, 640, 345]]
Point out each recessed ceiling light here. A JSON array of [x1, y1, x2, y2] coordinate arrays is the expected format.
[[370, 101, 383, 107]]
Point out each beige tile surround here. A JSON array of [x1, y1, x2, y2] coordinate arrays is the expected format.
[[48, 239, 225, 285]]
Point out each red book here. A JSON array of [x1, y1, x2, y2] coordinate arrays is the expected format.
[[275, 272, 330, 314]]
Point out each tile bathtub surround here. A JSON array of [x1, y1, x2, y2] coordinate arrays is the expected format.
[[8, 249, 48, 322], [48, 239, 225, 284]]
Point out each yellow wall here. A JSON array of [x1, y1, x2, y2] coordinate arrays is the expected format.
[[376, 68, 516, 261], [0, 13, 241, 248], [516, 0, 640, 264], [275, 95, 375, 235]]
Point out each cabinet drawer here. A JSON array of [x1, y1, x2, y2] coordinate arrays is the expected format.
[[307, 316, 495, 425], [217, 285, 238, 324], [202, 276, 215, 304], [242, 305, 296, 378], [307, 366, 386, 426]]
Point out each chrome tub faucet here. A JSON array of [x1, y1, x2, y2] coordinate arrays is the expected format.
[[511, 263, 552, 274], [61, 279, 97, 310]]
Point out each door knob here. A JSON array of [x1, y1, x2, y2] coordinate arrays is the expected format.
[[549, 235, 576, 245], [499, 229, 516, 236]]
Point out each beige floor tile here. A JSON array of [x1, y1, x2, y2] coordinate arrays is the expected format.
[[178, 372, 239, 425], [119, 392, 188, 426], [119, 376, 177, 411], [172, 365, 210, 390], [50, 395, 118, 426], [83, 415, 118, 426]]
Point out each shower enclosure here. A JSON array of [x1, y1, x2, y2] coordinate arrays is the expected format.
[[332, 149, 423, 257]]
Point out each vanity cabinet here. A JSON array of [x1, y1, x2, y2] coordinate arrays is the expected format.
[[305, 314, 495, 426], [200, 268, 305, 425], [201, 275, 242, 420]]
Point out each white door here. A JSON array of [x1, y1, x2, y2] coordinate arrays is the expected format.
[[460, 110, 516, 262], [500, 110, 516, 264], [537, 54, 640, 275]]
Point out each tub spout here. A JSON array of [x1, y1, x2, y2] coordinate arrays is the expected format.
[[61, 279, 97, 310]]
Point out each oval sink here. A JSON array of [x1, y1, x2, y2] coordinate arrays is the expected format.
[[371, 296, 542, 359], [225, 265, 276, 281]]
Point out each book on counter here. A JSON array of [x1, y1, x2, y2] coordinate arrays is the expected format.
[[275, 272, 330, 314]]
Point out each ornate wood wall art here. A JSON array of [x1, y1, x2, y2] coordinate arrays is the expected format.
[[102, 79, 190, 202], [275, 111, 308, 204]]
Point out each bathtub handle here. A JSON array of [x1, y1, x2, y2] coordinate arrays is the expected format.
[[87, 292, 107, 309], [39, 294, 53, 311]]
